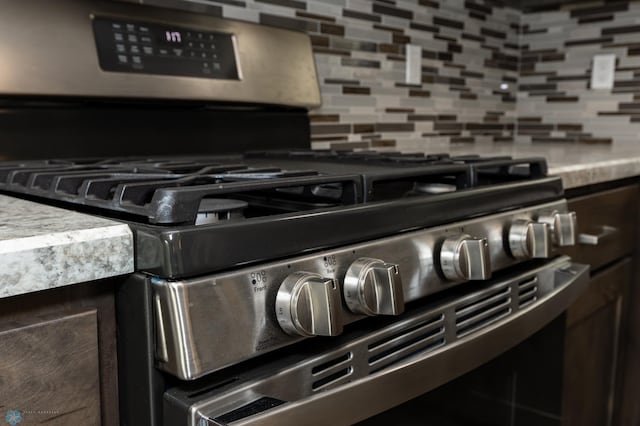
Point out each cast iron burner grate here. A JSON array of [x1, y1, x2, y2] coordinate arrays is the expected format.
[[0, 151, 548, 226], [246, 150, 547, 185], [0, 156, 360, 224]]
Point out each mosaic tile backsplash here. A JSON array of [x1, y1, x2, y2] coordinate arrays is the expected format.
[[139, 0, 640, 149], [517, 1, 640, 146]]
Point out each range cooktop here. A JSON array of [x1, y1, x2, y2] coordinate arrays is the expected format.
[[0, 150, 549, 224], [0, 151, 563, 277]]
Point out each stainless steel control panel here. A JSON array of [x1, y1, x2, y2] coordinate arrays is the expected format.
[[0, 0, 320, 107], [152, 199, 577, 380]]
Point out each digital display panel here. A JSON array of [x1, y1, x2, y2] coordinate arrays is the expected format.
[[160, 30, 183, 45], [92, 17, 239, 80]]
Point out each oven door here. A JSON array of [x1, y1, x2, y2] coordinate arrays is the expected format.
[[163, 256, 589, 426]]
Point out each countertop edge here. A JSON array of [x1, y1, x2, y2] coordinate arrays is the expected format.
[[0, 195, 134, 298], [550, 157, 640, 189], [0, 218, 134, 300]]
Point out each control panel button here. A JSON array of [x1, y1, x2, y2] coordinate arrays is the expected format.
[[538, 210, 577, 247], [343, 258, 404, 316], [275, 272, 343, 337], [440, 234, 491, 281], [508, 220, 550, 260]]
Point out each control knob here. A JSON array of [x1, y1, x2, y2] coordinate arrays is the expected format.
[[508, 219, 551, 260], [440, 234, 491, 281], [343, 258, 404, 316], [275, 272, 343, 337], [538, 210, 577, 246]]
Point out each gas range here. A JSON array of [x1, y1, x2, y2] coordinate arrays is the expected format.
[[0, 1, 589, 425], [0, 150, 577, 380]]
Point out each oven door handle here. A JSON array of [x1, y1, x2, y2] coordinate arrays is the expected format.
[[217, 260, 589, 426]]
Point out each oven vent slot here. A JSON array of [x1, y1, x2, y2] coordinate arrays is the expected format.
[[518, 276, 539, 308], [311, 367, 353, 390], [455, 285, 511, 337], [367, 314, 445, 373], [310, 351, 353, 391]]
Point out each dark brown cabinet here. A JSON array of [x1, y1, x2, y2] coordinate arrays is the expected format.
[[561, 184, 640, 426], [0, 280, 121, 426], [563, 259, 631, 426]]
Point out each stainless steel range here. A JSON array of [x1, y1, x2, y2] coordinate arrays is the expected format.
[[0, 1, 589, 425]]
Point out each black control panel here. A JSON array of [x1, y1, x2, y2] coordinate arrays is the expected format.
[[93, 17, 239, 80]]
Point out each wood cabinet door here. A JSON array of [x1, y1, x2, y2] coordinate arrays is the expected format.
[[0, 280, 121, 425], [562, 258, 632, 426], [0, 279, 122, 425], [0, 310, 102, 425]]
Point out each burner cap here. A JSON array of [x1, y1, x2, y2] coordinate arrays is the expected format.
[[414, 183, 457, 194]]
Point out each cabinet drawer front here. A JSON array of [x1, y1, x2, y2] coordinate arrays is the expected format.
[[562, 185, 639, 270]]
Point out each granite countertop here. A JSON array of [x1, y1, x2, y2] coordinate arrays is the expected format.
[[0, 195, 133, 299], [401, 142, 640, 190]]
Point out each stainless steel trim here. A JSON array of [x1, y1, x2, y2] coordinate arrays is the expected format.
[[231, 34, 243, 81], [154, 294, 169, 363], [152, 199, 571, 380], [181, 257, 589, 426], [0, 0, 321, 108]]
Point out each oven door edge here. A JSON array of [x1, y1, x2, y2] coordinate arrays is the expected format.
[[169, 257, 589, 426]]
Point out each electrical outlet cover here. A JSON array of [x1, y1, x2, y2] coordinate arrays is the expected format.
[[591, 54, 616, 90], [405, 44, 422, 85]]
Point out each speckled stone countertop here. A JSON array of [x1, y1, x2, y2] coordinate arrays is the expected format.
[[401, 142, 640, 189], [0, 195, 134, 299]]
